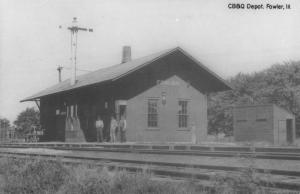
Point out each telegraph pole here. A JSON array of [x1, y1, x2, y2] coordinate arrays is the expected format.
[[60, 17, 93, 85]]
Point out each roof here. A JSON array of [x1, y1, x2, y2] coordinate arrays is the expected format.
[[21, 47, 232, 102], [234, 103, 294, 116]]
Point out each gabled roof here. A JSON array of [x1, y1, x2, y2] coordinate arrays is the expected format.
[[21, 47, 231, 102]]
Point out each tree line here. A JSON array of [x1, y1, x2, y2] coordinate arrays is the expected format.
[[208, 61, 300, 137], [0, 108, 40, 136]]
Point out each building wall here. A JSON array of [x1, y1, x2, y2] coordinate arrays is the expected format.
[[273, 105, 295, 144], [234, 104, 296, 144], [110, 54, 209, 143], [40, 53, 210, 143], [40, 97, 58, 141], [234, 105, 274, 143], [126, 75, 207, 143]]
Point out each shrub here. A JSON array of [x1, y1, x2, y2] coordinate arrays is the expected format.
[[57, 165, 112, 194], [0, 158, 70, 194], [210, 155, 274, 194], [111, 171, 202, 194]]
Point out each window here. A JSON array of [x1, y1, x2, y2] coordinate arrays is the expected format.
[[178, 100, 188, 128], [147, 99, 159, 128]]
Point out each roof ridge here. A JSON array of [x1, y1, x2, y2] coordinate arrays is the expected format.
[[21, 46, 231, 102]]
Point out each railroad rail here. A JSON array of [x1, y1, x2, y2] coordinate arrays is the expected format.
[[1, 143, 300, 161], [3, 142, 300, 152], [0, 146, 299, 191]]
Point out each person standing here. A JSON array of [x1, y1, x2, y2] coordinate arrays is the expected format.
[[110, 115, 118, 143], [95, 116, 104, 142], [119, 115, 127, 143]]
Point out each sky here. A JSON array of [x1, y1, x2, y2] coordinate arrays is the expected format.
[[1, 0, 300, 123]]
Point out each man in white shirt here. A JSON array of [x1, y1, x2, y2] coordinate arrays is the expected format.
[[110, 115, 118, 143], [95, 116, 104, 142]]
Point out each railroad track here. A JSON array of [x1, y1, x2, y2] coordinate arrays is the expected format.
[[1, 143, 300, 161], [0, 147, 299, 191]]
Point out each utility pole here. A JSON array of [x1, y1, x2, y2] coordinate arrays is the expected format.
[[57, 65, 63, 82], [60, 17, 93, 85]]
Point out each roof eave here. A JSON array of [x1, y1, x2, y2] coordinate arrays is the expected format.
[[20, 79, 114, 103], [20, 98, 37, 103]]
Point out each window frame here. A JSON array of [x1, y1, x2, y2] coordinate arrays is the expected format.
[[177, 99, 190, 129], [147, 98, 160, 129]]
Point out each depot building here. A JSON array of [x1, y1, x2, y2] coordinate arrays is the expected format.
[[21, 47, 231, 143]]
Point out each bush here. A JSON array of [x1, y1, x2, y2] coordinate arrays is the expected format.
[[0, 158, 70, 194], [59, 167, 202, 194], [210, 156, 274, 194], [58, 165, 112, 194], [111, 171, 178, 194]]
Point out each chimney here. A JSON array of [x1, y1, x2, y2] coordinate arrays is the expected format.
[[57, 66, 63, 83], [121, 46, 131, 63]]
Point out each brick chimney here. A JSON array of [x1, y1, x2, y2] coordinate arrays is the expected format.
[[122, 46, 131, 63]]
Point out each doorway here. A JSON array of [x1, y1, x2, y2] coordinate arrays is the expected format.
[[115, 100, 127, 142], [286, 119, 294, 143], [55, 113, 66, 142], [278, 120, 286, 144]]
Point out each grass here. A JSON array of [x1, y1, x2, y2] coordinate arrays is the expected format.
[[0, 158, 204, 194], [0, 157, 297, 194]]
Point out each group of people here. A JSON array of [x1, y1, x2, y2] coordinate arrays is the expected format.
[[95, 115, 127, 143]]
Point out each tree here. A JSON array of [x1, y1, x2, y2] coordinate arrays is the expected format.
[[14, 107, 40, 134], [0, 118, 10, 129]]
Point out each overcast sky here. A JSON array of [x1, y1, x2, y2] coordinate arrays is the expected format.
[[1, 0, 300, 123]]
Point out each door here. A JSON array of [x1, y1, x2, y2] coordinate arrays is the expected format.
[[286, 119, 294, 143], [278, 120, 286, 144], [55, 114, 66, 141], [115, 100, 127, 142], [115, 100, 127, 120]]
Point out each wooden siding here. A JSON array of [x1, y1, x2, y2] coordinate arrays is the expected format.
[[234, 105, 273, 143], [234, 104, 296, 144]]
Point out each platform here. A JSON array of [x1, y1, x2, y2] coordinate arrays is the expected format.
[[2, 142, 300, 153]]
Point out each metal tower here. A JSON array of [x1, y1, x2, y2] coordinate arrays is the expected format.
[[60, 17, 93, 85]]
